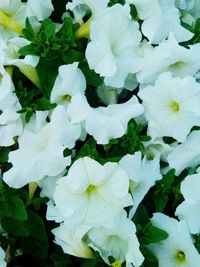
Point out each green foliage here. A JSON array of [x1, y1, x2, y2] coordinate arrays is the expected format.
[[19, 17, 85, 99], [194, 235, 200, 254], [130, 4, 139, 21], [181, 18, 200, 46], [140, 223, 169, 244], [103, 119, 150, 161], [108, 0, 125, 6], [0, 182, 27, 221], [75, 120, 149, 164], [15, 80, 55, 123], [0, 147, 9, 162], [153, 169, 176, 212], [20, 210, 49, 259], [133, 205, 168, 266]]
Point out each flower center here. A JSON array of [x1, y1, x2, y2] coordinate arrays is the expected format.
[[170, 101, 180, 112], [86, 184, 96, 194], [111, 259, 121, 267], [61, 94, 72, 103], [169, 61, 186, 71], [175, 250, 186, 264]]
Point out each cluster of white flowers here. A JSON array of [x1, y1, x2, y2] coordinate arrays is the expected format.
[[1, 0, 200, 266]]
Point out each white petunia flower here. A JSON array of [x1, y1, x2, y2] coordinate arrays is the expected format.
[[138, 72, 200, 142], [66, 0, 109, 20], [0, 68, 23, 146], [149, 213, 200, 267], [127, 0, 193, 44], [175, 0, 195, 10], [87, 210, 144, 267], [176, 173, 200, 234], [0, 247, 6, 267], [119, 152, 161, 218], [3, 105, 81, 188], [167, 130, 200, 175], [137, 34, 200, 85], [0, 0, 53, 34], [38, 172, 65, 200], [68, 93, 144, 144], [0, 0, 21, 15], [25, 0, 54, 21], [50, 62, 86, 108], [52, 223, 94, 259], [86, 4, 142, 88], [189, 0, 200, 18], [53, 157, 133, 227], [46, 200, 65, 224], [97, 83, 121, 105], [143, 138, 178, 162]]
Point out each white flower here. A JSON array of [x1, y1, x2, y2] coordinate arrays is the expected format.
[[46, 201, 64, 223], [149, 213, 200, 267], [0, 247, 6, 267], [97, 83, 121, 105], [0, 0, 21, 15], [127, 0, 193, 44], [86, 4, 142, 88], [68, 93, 144, 144], [66, 0, 108, 20], [53, 157, 133, 227], [137, 34, 200, 85], [0, 68, 23, 146], [189, 0, 200, 18], [25, 0, 54, 21], [3, 105, 81, 188], [0, 0, 53, 32], [38, 172, 65, 200], [66, 0, 89, 20], [50, 63, 86, 108], [175, 0, 195, 10], [119, 152, 161, 218], [143, 138, 177, 162], [138, 72, 200, 142], [52, 223, 94, 259], [176, 173, 200, 234], [167, 130, 200, 175], [87, 210, 144, 267]]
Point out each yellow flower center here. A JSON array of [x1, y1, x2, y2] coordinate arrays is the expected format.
[[111, 259, 121, 267], [170, 101, 180, 112], [86, 184, 96, 194], [169, 61, 186, 71], [175, 250, 186, 264], [62, 95, 72, 103]]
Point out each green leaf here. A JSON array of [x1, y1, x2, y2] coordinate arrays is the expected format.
[[7, 195, 27, 221], [22, 18, 35, 41], [80, 63, 102, 87], [133, 204, 149, 226], [1, 217, 29, 236], [27, 210, 48, 242], [31, 196, 49, 210], [40, 18, 56, 41], [0, 147, 9, 162], [140, 246, 158, 263], [142, 222, 169, 244], [20, 210, 48, 259], [36, 57, 62, 98], [35, 97, 56, 110], [153, 169, 175, 212], [57, 17, 74, 40], [0, 199, 10, 217], [19, 44, 39, 56]]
